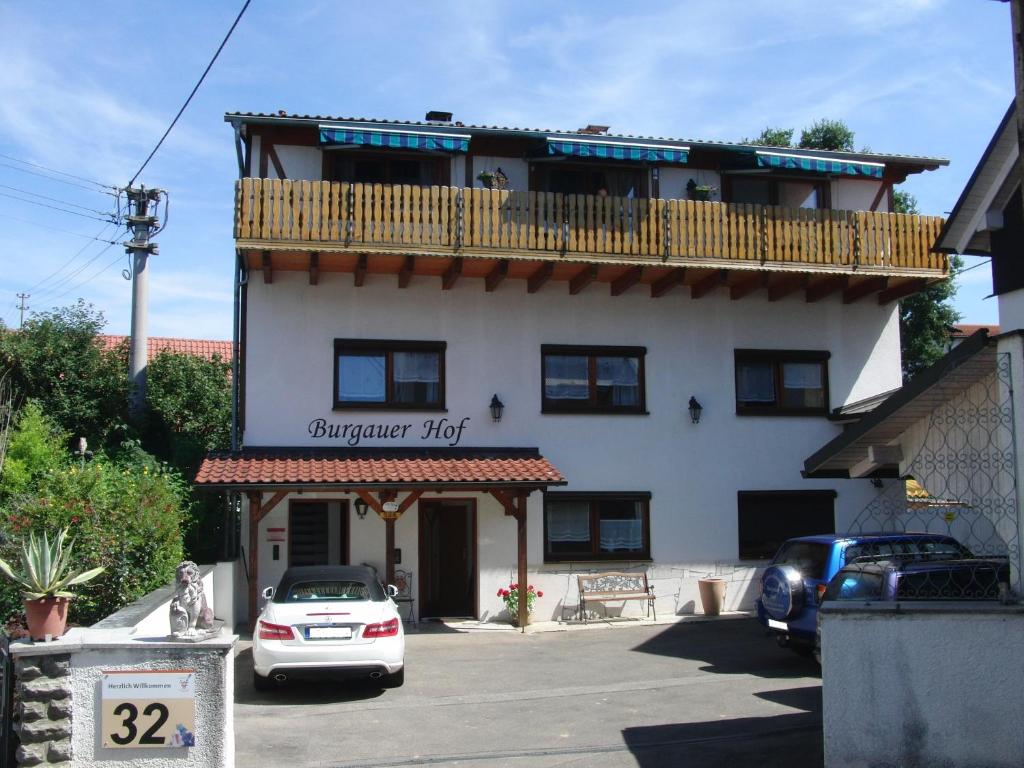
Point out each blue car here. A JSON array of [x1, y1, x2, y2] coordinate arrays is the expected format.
[[756, 532, 971, 656]]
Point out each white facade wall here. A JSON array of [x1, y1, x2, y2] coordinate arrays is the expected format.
[[658, 167, 721, 201], [999, 290, 1024, 332], [272, 145, 322, 180], [832, 178, 887, 212], [241, 271, 900, 621]]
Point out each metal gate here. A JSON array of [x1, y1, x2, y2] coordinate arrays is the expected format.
[[847, 353, 1022, 588]]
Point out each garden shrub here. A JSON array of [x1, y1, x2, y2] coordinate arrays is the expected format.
[[0, 440, 189, 626]]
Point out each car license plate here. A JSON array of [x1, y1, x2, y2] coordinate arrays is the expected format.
[[767, 619, 788, 631], [307, 626, 352, 640]]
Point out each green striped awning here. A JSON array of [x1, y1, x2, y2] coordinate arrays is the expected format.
[[546, 137, 689, 164], [319, 125, 470, 153], [756, 151, 884, 179]]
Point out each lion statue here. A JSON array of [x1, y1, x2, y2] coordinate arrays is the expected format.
[[169, 561, 215, 637]]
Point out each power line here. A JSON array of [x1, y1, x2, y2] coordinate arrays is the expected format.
[[0, 190, 118, 224], [128, 0, 251, 186], [31, 239, 122, 305], [20, 223, 118, 295], [0, 211, 119, 243], [0, 152, 114, 191], [0, 183, 115, 217], [0, 161, 117, 197], [47, 243, 121, 303]]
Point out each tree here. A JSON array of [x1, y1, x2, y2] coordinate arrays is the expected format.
[[144, 350, 232, 474], [894, 190, 963, 381], [799, 119, 855, 152], [0, 301, 129, 452], [742, 127, 794, 147]]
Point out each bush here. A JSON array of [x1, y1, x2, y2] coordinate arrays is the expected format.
[[0, 445, 189, 625], [0, 402, 68, 503]]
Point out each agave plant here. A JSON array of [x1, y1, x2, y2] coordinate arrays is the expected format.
[[0, 528, 105, 600]]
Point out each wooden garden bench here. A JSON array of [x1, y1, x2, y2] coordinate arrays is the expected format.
[[577, 571, 655, 623]]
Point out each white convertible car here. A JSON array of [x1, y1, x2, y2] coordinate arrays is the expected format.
[[251, 565, 405, 690]]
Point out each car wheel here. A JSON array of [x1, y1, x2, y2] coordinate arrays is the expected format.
[[252, 671, 275, 692], [382, 667, 404, 688]]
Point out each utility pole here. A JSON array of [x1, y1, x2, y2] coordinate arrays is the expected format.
[[123, 186, 162, 419], [15, 293, 29, 328]]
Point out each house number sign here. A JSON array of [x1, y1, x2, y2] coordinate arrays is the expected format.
[[101, 670, 196, 748]]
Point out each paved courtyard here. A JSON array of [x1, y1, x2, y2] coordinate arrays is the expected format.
[[234, 617, 822, 768]]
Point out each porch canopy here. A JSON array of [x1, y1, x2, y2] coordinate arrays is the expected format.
[[802, 329, 996, 479], [195, 447, 566, 629], [545, 136, 689, 164], [319, 124, 470, 153]]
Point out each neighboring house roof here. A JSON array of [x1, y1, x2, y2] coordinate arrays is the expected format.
[[194, 447, 566, 489], [935, 102, 1018, 255], [803, 329, 996, 478], [225, 111, 948, 173], [952, 324, 1000, 338], [98, 335, 234, 363]]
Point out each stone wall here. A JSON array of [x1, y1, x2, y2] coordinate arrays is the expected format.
[[14, 653, 72, 765]]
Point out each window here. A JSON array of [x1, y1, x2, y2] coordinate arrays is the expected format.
[[737, 490, 836, 561], [542, 345, 646, 414], [325, 152, 449, 186], [532, 164, 647, 197], [334, 339, 445, 410], [726, 175, 829, 209], [544, 492, 651, 562], [734, 349, 829, 415]]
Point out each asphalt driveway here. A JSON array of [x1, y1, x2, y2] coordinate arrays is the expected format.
[[234, 618, 822, 768]]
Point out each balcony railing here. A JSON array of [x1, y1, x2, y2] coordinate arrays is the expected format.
[[234, 178, 947, 274]]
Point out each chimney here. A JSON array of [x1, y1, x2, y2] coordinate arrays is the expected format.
[[425, 110, 454, 123]]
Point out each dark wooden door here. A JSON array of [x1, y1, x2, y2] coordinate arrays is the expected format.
[[419, 501, 476, 618], [289, 501, 349, 566]]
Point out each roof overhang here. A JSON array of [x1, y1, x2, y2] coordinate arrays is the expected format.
[[195, 446, 567, 491], [935, 101, 1018, 255], [803, 330, 996, 478]]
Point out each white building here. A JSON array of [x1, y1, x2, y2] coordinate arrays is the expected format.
[[195, 110, 949, 626]]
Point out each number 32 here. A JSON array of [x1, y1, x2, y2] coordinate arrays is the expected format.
[[110, 702, 169, 745]]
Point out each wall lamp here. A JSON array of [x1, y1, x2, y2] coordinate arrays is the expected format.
[[490, 394, 505, 422], [353, 497, 368, 520], [688, 397, 703, 424]]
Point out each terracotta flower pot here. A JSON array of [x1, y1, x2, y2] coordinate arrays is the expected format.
[[698, 578, 727, 616], [24, 597, 69, 641]]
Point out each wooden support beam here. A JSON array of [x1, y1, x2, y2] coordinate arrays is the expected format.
[[767, 275, 806, 302], [261, 251, 273, 284], [256, 490, 289, 523], [843, 277, 889, 304], [806, 275, 848, 303], [569, 265, 598, 295], [308, 252, 319, 285], [690, 269, 727, 299], [650, 268, 685, 298], [247, 491, 262, 631], [878, 278, 927, 305], [527, 262, 554, 293], [396, 490, 423, 515], [489, 489, 514, 515], [610, 266, 642, 296], [729, 273, 766, 301], [485, 259, 509, 292], [515, 492, 528, 631], [354, 254, 368, 287], [398, 255, 415, 289], [442, 257, 463, 290]]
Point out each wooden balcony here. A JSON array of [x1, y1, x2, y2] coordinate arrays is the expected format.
[[235, 178, 948, 302]]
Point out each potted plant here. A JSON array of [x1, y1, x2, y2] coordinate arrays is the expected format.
[[497, 582, 542, 626], [686, 179, 718, 202], [0, 528, 105, 641]]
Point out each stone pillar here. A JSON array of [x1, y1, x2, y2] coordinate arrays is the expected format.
[[14, 653, 72, 766]]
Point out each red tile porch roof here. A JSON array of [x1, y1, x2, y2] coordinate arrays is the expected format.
[[195, 448, 566, 489], [98, 334, 234, 362]]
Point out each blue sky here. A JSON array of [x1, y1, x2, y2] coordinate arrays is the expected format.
[[0, 0, 1013, 338]]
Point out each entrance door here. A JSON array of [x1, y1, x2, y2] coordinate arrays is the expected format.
[[289, 501, 349, 566], [419, 500, 476, 618]]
